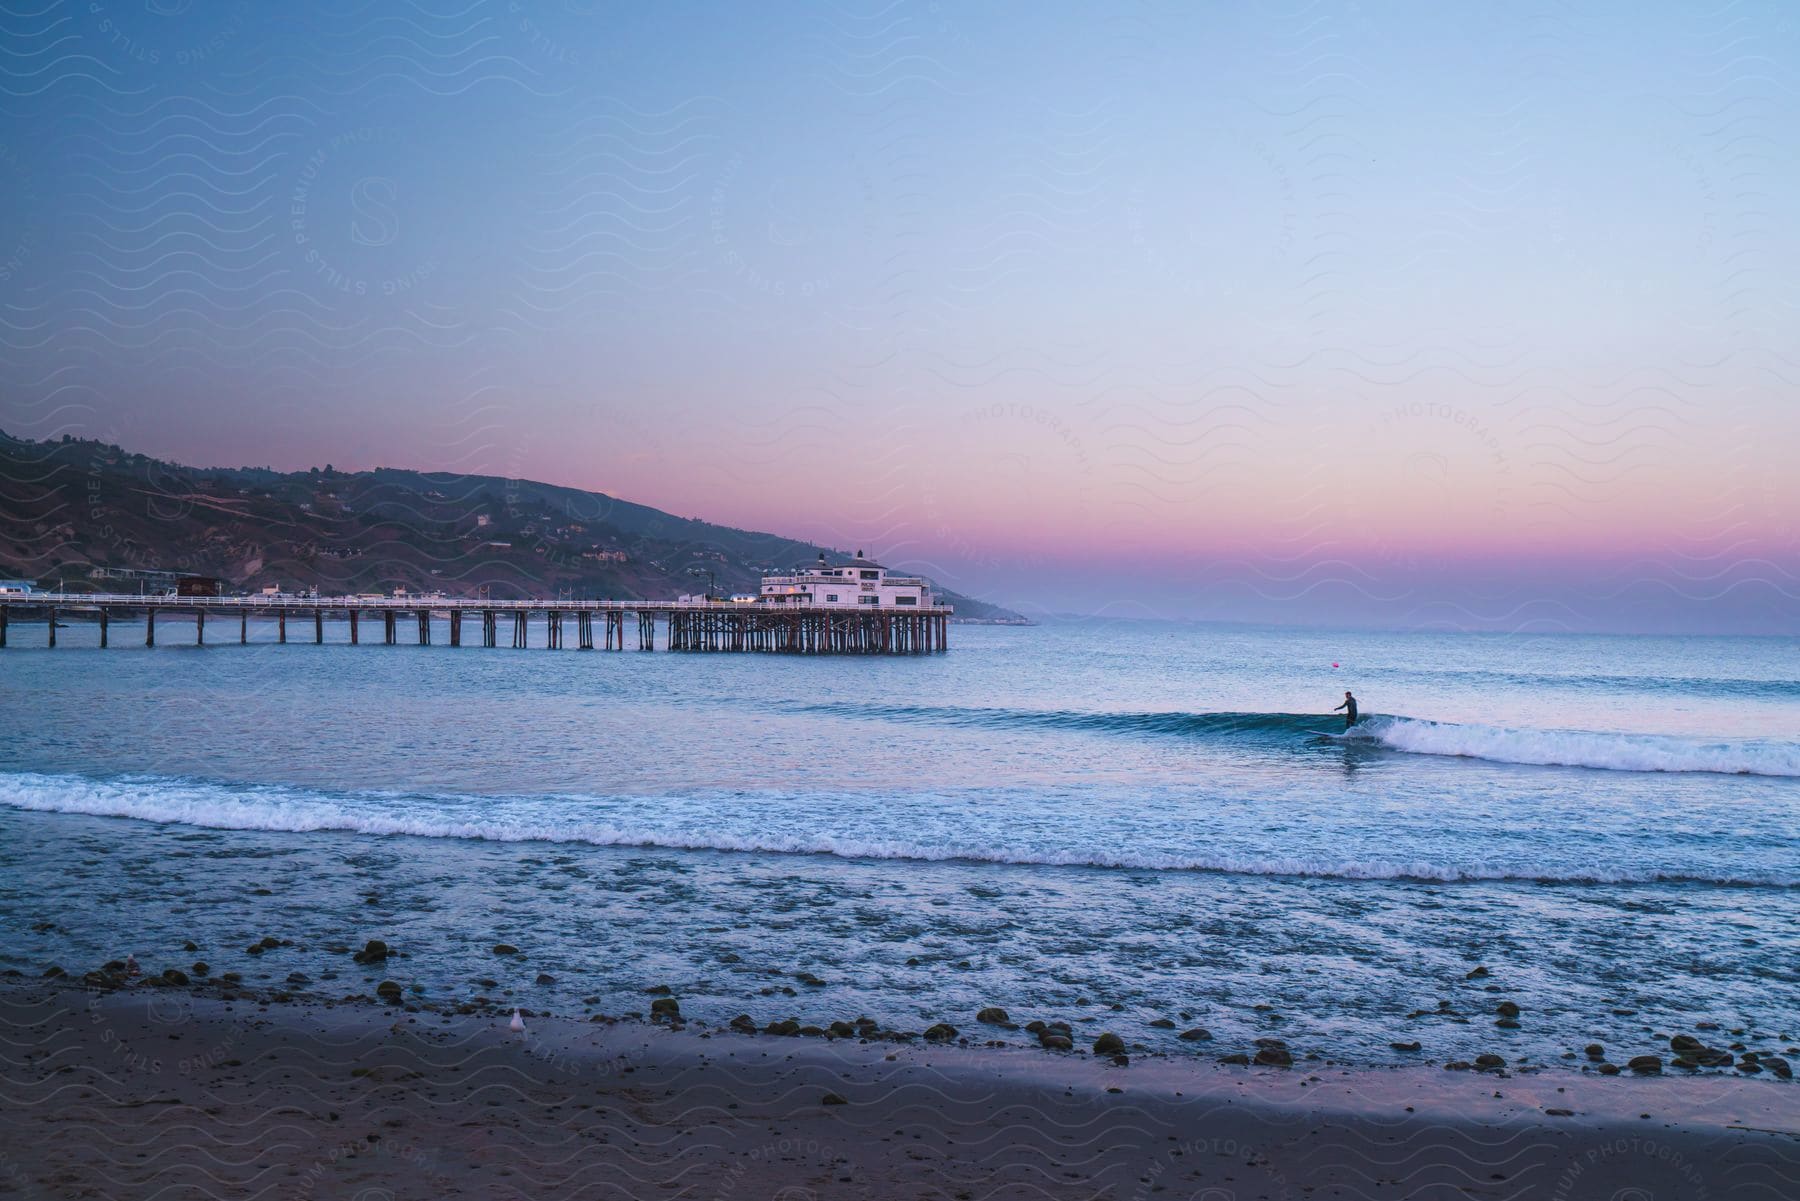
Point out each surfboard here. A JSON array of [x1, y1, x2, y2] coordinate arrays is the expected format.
[[1309, 730, 1349, 740]]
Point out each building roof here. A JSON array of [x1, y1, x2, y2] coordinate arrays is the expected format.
[[800, 550, 886, 571]]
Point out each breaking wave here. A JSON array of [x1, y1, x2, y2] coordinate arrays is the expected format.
[[0, 770, 1792, 886], [788, 703, 1800, 777], [1353, 716, 1800, 777]]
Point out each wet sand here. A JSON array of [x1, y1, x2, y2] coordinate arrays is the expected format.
[[1, 978, 1794, 1199]]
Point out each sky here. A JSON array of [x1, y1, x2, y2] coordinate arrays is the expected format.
[[1, 1, 1796, 633]]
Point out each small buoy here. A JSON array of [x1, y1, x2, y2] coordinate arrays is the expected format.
[[1332, 662, 1339, 669], [509, 1008, 525, 1034]]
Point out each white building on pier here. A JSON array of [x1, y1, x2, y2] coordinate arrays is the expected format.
[[760, 551, 935, 608]]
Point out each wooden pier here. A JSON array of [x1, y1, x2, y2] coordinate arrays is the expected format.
[[0, 594, 951, 655]]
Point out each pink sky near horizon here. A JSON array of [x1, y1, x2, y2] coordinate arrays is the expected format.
[[510, 406, 1793, 566], [35, 327, 1794, 635], [80, 324, 1792, 633]]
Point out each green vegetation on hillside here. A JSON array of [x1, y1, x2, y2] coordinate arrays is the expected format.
[[0, 431, 1023, 620]]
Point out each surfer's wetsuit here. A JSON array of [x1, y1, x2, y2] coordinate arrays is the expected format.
[[1333, 693, 1358, 730]]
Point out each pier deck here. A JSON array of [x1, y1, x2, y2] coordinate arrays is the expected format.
[[0, 594, 950, 654]]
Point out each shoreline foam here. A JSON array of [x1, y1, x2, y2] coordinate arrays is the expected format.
[[3, 768, 1795, 886]]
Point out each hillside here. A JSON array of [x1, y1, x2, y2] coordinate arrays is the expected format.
[[0, 432, 1024, 621]]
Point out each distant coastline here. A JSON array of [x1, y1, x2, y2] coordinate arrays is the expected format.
[[0, 430, 1026, 623]]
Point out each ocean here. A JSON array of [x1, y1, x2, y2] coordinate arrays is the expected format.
[[2, 618, 1795, 1065]]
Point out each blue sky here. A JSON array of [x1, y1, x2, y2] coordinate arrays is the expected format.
[[1, 1, 1795, 631]]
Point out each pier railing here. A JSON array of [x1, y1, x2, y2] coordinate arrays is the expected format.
[[0, 592, 951, 654]]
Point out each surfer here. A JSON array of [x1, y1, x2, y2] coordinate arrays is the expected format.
[[1333, 690, 1359, 730]]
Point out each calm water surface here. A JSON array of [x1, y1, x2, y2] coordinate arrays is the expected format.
[[2, 618, 1796, 1065]]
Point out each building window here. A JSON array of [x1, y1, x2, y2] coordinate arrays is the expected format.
[[895, 596, 917, 605], [859, 569, 879, 580], [826, 594, 838, 603], [858, 595, 878, 605]]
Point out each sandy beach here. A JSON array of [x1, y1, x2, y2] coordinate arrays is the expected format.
[[2, 975, 1793, 1200]]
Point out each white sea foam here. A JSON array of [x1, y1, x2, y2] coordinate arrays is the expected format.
[[0, 771, 1791, 886], [1358, 717, 1800, 777]]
